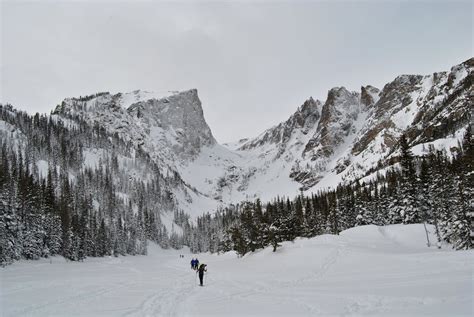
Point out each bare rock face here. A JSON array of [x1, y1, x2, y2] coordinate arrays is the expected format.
[[303, 87, 360, 160], [128, 89, 216, 159], [375, 75, 424, 119], [360, 85, 380, 109]]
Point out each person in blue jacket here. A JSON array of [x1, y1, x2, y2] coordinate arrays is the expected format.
[[190, 258, 195, 270]]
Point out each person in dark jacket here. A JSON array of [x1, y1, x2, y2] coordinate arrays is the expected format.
[[195, 258, 199, 270], [197, 263, 207, 286], [190, 258, 195, 270]]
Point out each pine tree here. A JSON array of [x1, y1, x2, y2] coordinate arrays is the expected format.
[[398, 134, 421, 224], [355, 186, 372, 226], [376, 185, 390, 226], [230, 226, 248, 256], [293, 196, 305, 236], [268, 224, 281, 252], [97, 218, 109, 256]]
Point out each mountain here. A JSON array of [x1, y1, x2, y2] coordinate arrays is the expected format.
[[231, 58, 472, 192], [2, 58, 472, 218], [54, 89, 216, 169]]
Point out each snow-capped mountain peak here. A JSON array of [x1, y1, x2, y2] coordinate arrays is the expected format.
[[55, 88, 215, 162]]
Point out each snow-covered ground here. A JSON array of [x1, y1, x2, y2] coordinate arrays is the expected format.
[[1, 224, 472, 316]]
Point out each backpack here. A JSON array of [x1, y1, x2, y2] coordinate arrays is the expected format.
[[198, 264, 207, 273]]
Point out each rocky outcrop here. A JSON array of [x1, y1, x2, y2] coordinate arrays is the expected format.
[[55, 89, 215, 161], [303, 87, 360, 160], [128, 89, 216, 159], [360, 85, 380, 109]]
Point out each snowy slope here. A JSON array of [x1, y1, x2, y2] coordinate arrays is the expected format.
[[1, 224, 472, 316]]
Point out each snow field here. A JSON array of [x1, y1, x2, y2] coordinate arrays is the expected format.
[[1, 224, 472, 316]]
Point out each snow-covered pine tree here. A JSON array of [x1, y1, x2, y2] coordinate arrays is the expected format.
[[355, 185, 373, 226], [229, 226, 248, 257], [398, 134, 421, 224]]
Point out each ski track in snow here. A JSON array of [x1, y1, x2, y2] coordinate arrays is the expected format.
[[1, 224, 472, 317], [14, 286, 112, 316], [123, 264, 196, 317]]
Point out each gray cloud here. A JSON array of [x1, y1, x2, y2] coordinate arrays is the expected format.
[[1, 0, 472, 143]]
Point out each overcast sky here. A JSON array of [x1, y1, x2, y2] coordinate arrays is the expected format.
[[1, 0, 472, 143]]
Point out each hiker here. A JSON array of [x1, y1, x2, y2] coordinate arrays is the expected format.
[[195, 258, 199, 270], [197, 263, 207, 286], [190, 258, 195, 270]]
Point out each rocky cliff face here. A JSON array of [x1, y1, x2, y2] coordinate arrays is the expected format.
[[127, 89, 216, 160], [360, 85, 380, 109], [303, 87, 360, 160], [54, 89, 216, 171]]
